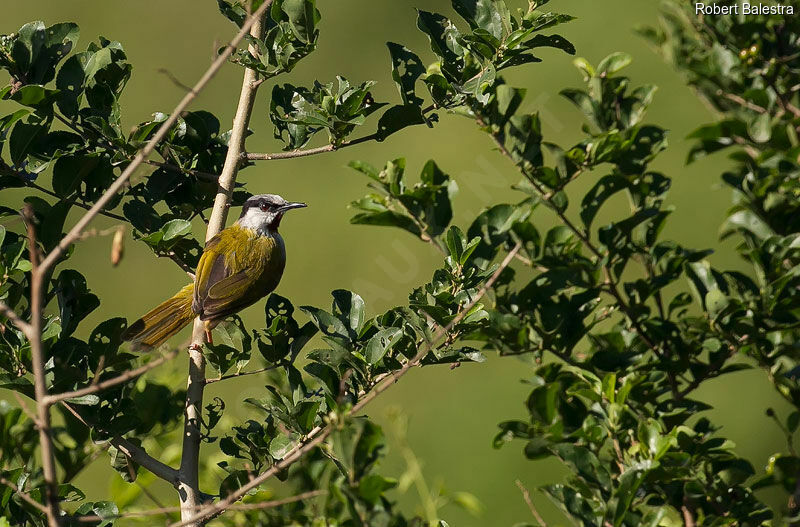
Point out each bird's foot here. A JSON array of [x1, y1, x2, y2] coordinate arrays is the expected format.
[[188, 343, 203, 352], [205, 328, 213, 345]]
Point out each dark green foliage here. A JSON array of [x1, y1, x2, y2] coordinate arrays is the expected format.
[[219, 0, 321, 78], [349, 158, 457, 242], [2, 1, 799, 526], [270, 77, 384, 149]]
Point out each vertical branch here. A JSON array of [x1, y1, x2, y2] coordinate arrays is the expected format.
[[176, 7, 269, 526], [23, 205, 60, 527]]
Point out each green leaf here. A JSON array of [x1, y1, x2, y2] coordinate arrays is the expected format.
[[705, 289, 729, 318], [109, 437, 141, 482], [269, 434, 295, 459], [358, 473, 397, 505], [365, 327, 402, 364], [387, 42, 425, 106], [7, 85, 59, 109], [416, 10, 464, 72], [445, 225, 466, 262], [452, 0, 508, 40], [300, 305, 348, 339], [376, 104, 427, 140], [52, 154, 100, 197], [596, 52, 632, 77], [747, 112, 771, 143], [65, 394, 100, 405], [55, 269, 100, 338], [331, 289, 365, 335], [721, 210, 775, 240], [9, 120, 47, 166]]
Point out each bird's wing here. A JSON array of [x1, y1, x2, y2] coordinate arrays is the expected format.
[[193, 229, 280, 321], [192, 233, 224, 313]]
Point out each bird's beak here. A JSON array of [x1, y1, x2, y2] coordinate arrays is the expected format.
[[277, 202, 307, 213]]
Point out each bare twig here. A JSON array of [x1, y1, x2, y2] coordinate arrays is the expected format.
[[717, 90, 767, 113], [204, 364, 281, 385], [144, 159, 219, 182], [44, 349, 180, 405], [515, 480, 548, 527], [58, 401, 180, 485], [0, 475, 49, 514], [244, 105, 436, 162], [72, 490, 324, 522], [170, 243, 522, 527], [177, 6, 270, 525], [13, 391, 40, 425], [22, 206, 60, 527], [682, 498, 696, 527], [0, 300, 31, 335], [157, 68, 194, 93], [2, 165, 128, 222]]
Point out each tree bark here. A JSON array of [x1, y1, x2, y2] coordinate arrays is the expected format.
[[176, 10, 267, 526]]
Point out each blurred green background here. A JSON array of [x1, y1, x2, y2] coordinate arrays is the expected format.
[[1, 1, 791, 525]]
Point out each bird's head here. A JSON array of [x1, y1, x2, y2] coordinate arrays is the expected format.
[[237, 194, 306, 234]]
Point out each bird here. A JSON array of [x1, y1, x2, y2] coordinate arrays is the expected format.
[[122, 193, 306, 350]]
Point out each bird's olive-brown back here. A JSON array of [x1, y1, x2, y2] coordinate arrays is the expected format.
[[192, 224, 286, 323]]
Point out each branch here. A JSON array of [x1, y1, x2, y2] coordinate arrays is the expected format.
[[144, 159, 219, 182], [717, 90, 767, 114], [682, 497, 696, 527], [22, 206, 60, 527], [2, 163, 128, 222], [169, 243, 522, 527], [0, 299, 31, 335], [476, 114, 681, 399], [177, 6, 270, 525], [35, 0, 274, 277], [109, 436, 181, 485], [58, 401, 180, 485], [244, 105, 436, 162], [71, 490, 324, 522], [204, 363, 280, 385], [44, 349, 180, 405], [515, 480, 548, 527], [0, 475, 49, 515]]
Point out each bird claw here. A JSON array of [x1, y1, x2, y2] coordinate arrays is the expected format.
[[188, 343, 203, 352]]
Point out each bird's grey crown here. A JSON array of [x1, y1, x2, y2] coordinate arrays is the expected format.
[[239, 194, 288, 218]]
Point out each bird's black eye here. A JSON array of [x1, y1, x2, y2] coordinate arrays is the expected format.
[[258, 200, 269, 212]]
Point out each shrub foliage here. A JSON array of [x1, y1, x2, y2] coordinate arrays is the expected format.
[[0, 1, 799, 526]]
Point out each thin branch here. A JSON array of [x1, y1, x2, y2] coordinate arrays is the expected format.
[[475, 114, 682, 399], [244, 105, 436, 162], [35, 0, 274, 277], [157, 68, 194, 92], [515, 480, 548, 527], [170, 243, 522, 527], [13, 391, 40, 426], [245, 143, 337, 161], [677, 345, 737, 398], [205, 364, 280, 385], [682, 498, 696, 527], [178, 6, 270, 525], [22, 206, 60, 527], [2, 164, 128, 222], [144, 159, 219, 182], [717, 90, 767, 113], [72, 490, 324, 522], [0, 475, 49, 514], [0, 299, 31, 335], [58, 401, 180, 485], [44, 349, 180, 405]]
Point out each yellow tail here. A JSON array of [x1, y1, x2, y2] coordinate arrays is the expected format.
[[123, 284, 196, 350]]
